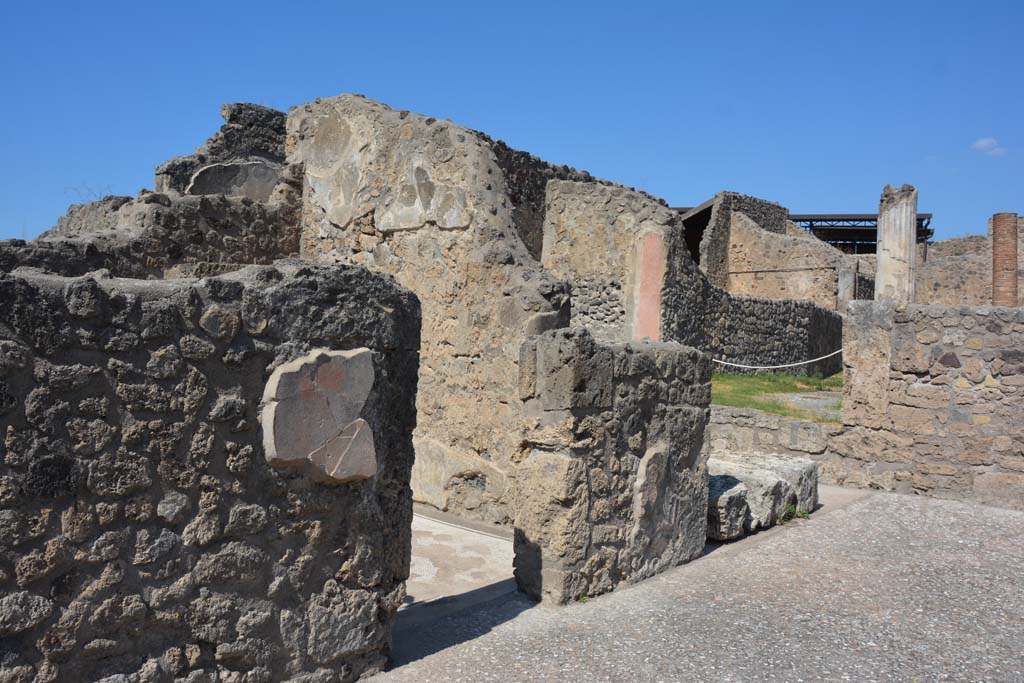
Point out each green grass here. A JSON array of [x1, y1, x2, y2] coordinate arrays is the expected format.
[[711, 371, 843, 423]]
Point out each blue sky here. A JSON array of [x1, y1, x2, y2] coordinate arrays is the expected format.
[[1, 1, 1020, 241]]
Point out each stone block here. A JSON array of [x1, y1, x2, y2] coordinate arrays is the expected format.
[[261, 348, 377, 483], [707, 475, 748, 541], [707, 453, 819, 538]]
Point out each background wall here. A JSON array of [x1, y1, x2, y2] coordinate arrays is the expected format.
[[726, 213, 857, 310], [662, 229, 844, 377]]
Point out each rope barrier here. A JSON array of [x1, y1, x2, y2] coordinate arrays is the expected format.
[[710, 347, 844, 370]]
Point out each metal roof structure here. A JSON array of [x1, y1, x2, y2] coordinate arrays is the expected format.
[[789, 213, 933, 253]]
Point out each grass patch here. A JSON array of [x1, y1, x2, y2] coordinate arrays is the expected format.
[[711, 371, 843, 423]]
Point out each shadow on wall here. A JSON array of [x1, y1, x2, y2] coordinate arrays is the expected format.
[[681, 204, 713, 264]]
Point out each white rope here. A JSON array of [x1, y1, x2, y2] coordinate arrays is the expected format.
[[711, 347, 844, 370]]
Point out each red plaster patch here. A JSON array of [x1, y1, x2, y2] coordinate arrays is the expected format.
[[634, 232, 665, 342]]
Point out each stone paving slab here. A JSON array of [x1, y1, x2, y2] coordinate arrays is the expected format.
[[384, 487, 1024, 682]]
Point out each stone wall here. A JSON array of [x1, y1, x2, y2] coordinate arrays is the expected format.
[[856, 226, 1024, 306], [838, 301, 1024, 509], [514, 329, 710, 603], [155, 103, 287, 200], [541, 180, 677, 341], [726, 213, 859, 310], [0, 263, 420, 681], [710, 303, 1024, 510], [287, 94, 570, 525], [682, 192, 789, 290], [2, 171, 302, 281], [662, 229, 845, 377], [540, 181, 843, 375], [707, 406, 837, 469], [915, 253, 992, 305]]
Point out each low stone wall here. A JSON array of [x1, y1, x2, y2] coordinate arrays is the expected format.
[[710, 303, 1024, 510], [839, 301, 1024, 509], [0, 263, 420, 681], [514, 329, 710, 603], [707, 406, 837, 463]]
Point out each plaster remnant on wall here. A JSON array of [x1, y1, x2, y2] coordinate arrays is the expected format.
[[186, 160, 284, 202], [262, 348, 378, 483], [632, 231, 666, 341]]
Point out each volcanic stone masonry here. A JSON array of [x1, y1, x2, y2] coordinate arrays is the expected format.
[[0, 263, 421, 682], [0, 93, 847, 623], [707, 303, 1024, 511], [284, 94, 843, 525], [515, 329, 711, 604]]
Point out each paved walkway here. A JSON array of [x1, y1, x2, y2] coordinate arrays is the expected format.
[[386, 487, 1024, 682]]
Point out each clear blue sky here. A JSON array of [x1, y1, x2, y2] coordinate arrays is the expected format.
[[1, 1, 1020, 241]]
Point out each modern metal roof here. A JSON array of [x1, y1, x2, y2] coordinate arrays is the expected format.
[[789, 213, 933, 243]]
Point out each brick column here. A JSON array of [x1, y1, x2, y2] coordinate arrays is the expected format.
[[875, 184, 918, 304], [992, 212, 1019, 306]]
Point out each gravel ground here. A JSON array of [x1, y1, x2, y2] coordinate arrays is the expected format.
[[768, 390, 843, 422], [383, 489, 1024, 682]]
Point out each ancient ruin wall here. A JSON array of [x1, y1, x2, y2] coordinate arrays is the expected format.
[[726, 212, 858, 310], [869, 223, 1024, 306], [286, 95, 570, 525], [0, 264, 420, 681], [1, 171, 302, 281], [542, 180, 678, 341], [692, 192, 789, 289], [838, 301, 1024, 509], [540, 181, 843, 375], [662, 228, 844, 377], [155, 103, 287, 197], [915, 253, 993, 305], [706, 406, 838, 465], [515, 329, 710, 603]]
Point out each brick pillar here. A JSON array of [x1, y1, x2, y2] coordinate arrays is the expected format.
[[875, 184, 918, 304], [992, 212, 1019, 306]]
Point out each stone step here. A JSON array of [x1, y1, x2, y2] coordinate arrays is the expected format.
[[707, 453, 819, 541]]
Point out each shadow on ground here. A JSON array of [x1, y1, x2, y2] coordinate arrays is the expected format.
[[390, 580, 535, 667]]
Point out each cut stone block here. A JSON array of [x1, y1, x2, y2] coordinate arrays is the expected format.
[[707, 475, 748, 541], [262, 348, 377, 483], [707, 453, 819, 540]]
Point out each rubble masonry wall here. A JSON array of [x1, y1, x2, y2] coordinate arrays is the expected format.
[[839, 301, 1024, 509], [286, 95, 572, 526], [725, 212, 858, 310], [514, 329, 710, 603], [0, 264, 420, 681], [662, 229, 844, 376], [541, 181, 844, 375], [708, 304, 1024, 511]]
